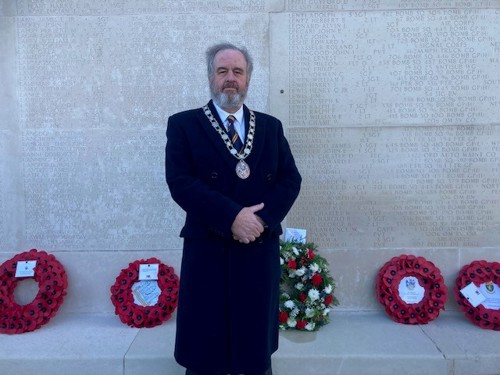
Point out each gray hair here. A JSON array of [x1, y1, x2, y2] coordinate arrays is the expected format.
[[206, 42, 254, 83]]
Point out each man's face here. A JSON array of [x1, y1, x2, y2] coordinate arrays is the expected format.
[[209, 49, 249, 112]]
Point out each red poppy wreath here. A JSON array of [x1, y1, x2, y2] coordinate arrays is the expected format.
[[0, 249, 68, 334], [110, 258, 179, 328], [454, 260, 500, 331], [375, 254, 447, 324]]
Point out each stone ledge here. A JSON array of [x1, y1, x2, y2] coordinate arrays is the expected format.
[[0, 312, 498, 375]]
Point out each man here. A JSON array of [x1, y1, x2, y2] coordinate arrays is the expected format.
[[165, 42, 301, 375]]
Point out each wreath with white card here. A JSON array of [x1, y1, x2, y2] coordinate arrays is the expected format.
[[110, 257, 179, 328], [0, 249, 68, 334], [375, 254, 447, 324], [454, 260, 500, 331]]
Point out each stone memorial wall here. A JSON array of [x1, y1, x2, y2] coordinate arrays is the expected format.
[[1, 0, 499, 313]]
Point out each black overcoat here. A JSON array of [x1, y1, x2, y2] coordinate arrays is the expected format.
[[165, 100, 301, 374]]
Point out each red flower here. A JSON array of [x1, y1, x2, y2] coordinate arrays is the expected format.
[[287, 259, 297, 270], [296, 320, 307, 330], [307, 248, 315, 259], [279, 311, 288, 323], [312, 274, 323, 287], [324, 294, 333, 305], [299, 293, 307, 302]]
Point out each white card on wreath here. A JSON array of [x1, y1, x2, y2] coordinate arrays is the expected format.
[[478, 282, 500, 310], [284, 228, 307, 243], [15, 260, 37, 277], [398, 276, 425, 304], [138, 264, 159, 281], [460, 282, 486, 307], [132, 280, 161, 306]]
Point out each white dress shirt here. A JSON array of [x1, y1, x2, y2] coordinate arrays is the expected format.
[[213, 102, 246, 143]]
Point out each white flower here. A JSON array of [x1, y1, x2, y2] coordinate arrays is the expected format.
[[290, 308, 299, 317], [288, 271, 296, 278], [324, 284, 333, 294], [308, 289, 320, 301], [292, 247, 299, 255], [295, 282, 304, 291], [284, 300, 295, 309], [280, 257, 284, 265], [323, 308, 331, 316], [287, 318, 297, 327], [295, 267, 306, 277], [309, 263, 320, 273], [305, 308, 315, 318], [305, 322, 316, 331]]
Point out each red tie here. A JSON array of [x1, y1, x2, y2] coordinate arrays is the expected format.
[[226, 115, 244, 153]]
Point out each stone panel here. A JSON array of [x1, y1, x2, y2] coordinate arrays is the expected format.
[[0, 16, 21, 251], [0, 16, 16, 129], [16, 12, 270, 251], [0, 1, 16, 16], [17, 14, 269, 130], [21, 129, 185, 250], [273, 9, 500, 127], [0, 132, 21, 251], [287, 125, 500, 249]]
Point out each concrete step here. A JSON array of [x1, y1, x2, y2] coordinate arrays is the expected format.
[[0, 311, 498, 375]]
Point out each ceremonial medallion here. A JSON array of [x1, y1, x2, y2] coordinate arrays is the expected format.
[[203, 104, 256, 180], [236, 160, 250, 179]]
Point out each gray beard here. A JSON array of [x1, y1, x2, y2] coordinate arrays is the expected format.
[[210, 86, 247, 111]]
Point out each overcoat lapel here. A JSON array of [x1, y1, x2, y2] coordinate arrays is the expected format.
[[196, 101, 235, 169]]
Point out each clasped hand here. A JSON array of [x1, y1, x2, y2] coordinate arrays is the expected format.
[[231, 202, 265, 244]]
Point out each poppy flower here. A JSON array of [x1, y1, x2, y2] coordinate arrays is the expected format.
[[307, 249, 315, 259]]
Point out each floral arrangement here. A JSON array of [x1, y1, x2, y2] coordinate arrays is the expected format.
[[454, 260, 500, 331], [0, 249, 68, 334], [279, 241, 338, 331], [110, 258, 179, 328], [375, 254, 447, 324]]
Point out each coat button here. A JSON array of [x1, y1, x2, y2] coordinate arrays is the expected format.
[[266, 173, 272, 181], [211, 172, 218, 179]]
